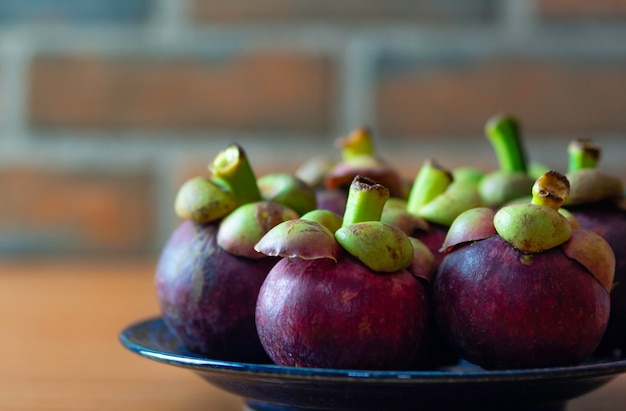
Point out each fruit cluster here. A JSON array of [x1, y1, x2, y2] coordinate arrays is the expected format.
[[155, 114, 624, 371]]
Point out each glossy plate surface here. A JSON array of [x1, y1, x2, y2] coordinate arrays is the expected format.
[[120, 317, 626, 411]]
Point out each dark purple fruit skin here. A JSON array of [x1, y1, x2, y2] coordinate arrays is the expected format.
[[434, 236, 610, 370], [156, 220, 276, 363], [570, 201, 626, 354], [409, 222, 461, 369], [410, 287, 460, 370], [256, 253, 430, 370], [314, 188, 347, 216], [413, 223, 448, 267]]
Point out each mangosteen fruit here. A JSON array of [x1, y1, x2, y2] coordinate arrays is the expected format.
[[254, 176, 435, 370], [435, 170, 615, 369], [564, 139, 626, 356], [156, 144, 299, 362], [383, 158, 483, 267], [295, 127, 405, 216]]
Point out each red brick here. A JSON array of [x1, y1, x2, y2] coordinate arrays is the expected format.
[[191, 0, 494, 25], [29, 53, 334, 133], [0, 166, 156, 252], [538, 0, 626, 19], [375, 58, 626, 137]]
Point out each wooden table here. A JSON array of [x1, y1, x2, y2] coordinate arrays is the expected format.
[[1, 258, 625, 411]]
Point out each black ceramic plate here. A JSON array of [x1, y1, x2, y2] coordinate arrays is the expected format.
[[120, 317, 626, 411]]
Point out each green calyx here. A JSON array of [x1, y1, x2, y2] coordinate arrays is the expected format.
[[174, 144, 261, 223], [440, 207, 497, 253], [257, 173, 317, 216], [174, 177, 237, 223], [210, 144, 262, 206], [218, 201, 299, 259], [406, 159, 482, 226], [337, 126, 375, 161], [479, 171, 534, 208], [381, 199, 430, 236], [335, 176, 414, 273], [566, 170, 624, 205], [485, 114, 528, 173], [418, 185, 483, 227], [253, 209, 343, 261], [567, 139, 601, 173], [407, 159, 453, 214], [325, 127, 405, 198], [342, 175, 390, 226], [300, 209, 343, 233], [336, 221, 414, 273], [254, 218, 342, 261], [451, 167, 484, 189], [564, 139, 624, 205], [253, 176, 416, 272], [494, 171, 573, 254], [479, 114, 534, 207]]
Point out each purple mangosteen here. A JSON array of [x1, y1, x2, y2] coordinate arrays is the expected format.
[[564, 139, 626, 356], [254, 176, 435, 370], [434, 170, 615, 369], [382, 158, 482, 267], [156, 144, 307, 362], [296, 127, 406, 216]]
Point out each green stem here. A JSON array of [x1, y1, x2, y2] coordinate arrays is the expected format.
[[530, 170, 570, 211], [337, 127, 375, 161], [406, 159, 453, 214], [485, 114, 528, 173], [342, 176, 389, 226], [209, 144, 262, 205], [567, 139, 601, 173]]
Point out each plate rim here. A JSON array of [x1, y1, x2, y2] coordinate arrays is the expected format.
[[119, 316, 626, 384]]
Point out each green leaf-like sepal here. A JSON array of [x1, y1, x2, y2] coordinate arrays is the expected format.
[[562, 229, 615, 293], [440, 207, 497, 253], [174, 177, 237, 223], [300, 209, 343, 233], [255, 219, 341, 261], [335, 221, 414, 273], [494, 204, 572, 253], [257, 173, 317, 216], [218, 201, 299, 259]]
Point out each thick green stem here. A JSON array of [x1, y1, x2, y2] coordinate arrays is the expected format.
[[342, 176, 389, 226], [485, 114, 528, 173], [209, 144, 262, 205], [406, 159, 453, 214], [337, 127, 375, 161], [531, 170, 570, 211], [567, 139, 601, 173]]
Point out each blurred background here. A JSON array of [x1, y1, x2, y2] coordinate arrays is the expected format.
[[0, 0, 625, 257]]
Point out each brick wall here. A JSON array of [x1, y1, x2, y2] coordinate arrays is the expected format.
[[1, 0, 625, 255]]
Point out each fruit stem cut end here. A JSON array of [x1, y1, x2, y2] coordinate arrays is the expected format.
[[336, 127, 375, 161], [567, 139, 601, 173], [342, 176, 390, 226], [209, 144, 262, 205], [531, 170, 570, 211]]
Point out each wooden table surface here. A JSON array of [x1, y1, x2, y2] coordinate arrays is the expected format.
[[1, 257, 625, 411]]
